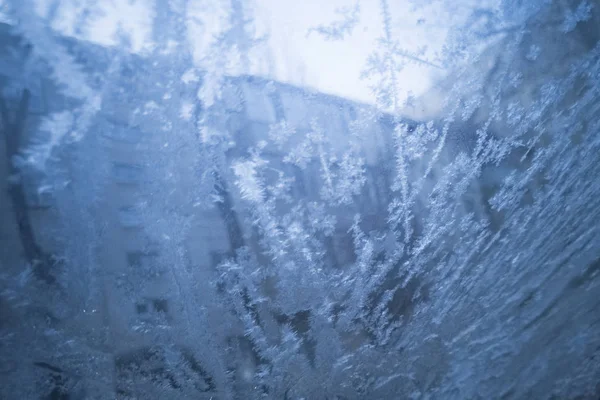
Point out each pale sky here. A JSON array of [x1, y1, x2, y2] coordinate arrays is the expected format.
[[251, 0, 451, 104], [2, 0, 468, 106]]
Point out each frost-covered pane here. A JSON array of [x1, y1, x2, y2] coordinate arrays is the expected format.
[[0, 1, 599, 399]]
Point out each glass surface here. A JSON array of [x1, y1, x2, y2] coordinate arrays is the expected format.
[[0, 0, 599, 398]]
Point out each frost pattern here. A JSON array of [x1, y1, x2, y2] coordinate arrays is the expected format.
[[0, 0, 599, 399]]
